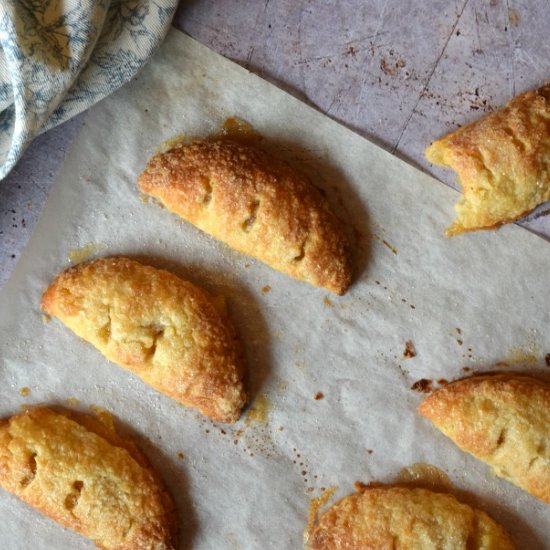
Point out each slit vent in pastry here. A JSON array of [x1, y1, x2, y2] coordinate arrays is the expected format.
[[307, 485, 514, 549], [138, 139, 352, 294], [41, 256, 246, 423], [419, 374, 550, 504], [0, 407, 175, 549], [426, 83, 550, 236]]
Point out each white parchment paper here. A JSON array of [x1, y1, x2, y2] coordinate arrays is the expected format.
[[1, 29, 550, 549]]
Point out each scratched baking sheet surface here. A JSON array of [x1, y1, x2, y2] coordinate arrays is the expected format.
[[1, 28, 550, 548]]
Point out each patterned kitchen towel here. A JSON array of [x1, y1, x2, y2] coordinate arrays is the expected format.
[[0, 0, 177, 180]]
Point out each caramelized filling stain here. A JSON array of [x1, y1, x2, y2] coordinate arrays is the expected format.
[[411, 378, 433, 393], [159, 118, 262, 156], [396, 463, 453, 492], [219, 117, 262, 142], [306, 486, 337, 543]]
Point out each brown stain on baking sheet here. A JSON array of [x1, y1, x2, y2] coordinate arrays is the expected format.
[[508, 8, 520, 27], [382, 239, 397, 256], [354, 480, 384, 492], [290, 446, 319, 491], [411, 378, 432, 393], [19, 387, 30, 397], [199, 413, 276, 459], [374, 234, 397, 255], [379, 56, 406, 76], [403, 340, 416, 358]]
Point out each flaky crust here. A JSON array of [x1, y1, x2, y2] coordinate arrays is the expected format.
[[41, 257, 246, 423], [138, 139, 352, 294], [0, 408, 175, 549], [419, 374, 550, 504], [425, 83, 550, 236], [307, 486, 514, 550]]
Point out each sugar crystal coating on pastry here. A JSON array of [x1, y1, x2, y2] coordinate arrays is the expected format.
[[41, 256, 246, 423], [307, 485, 514, 550], [425, 83, 550, 236], [419, 374, 550, 504], [138, 139, 352, 294], [0, 407, 175, 549]]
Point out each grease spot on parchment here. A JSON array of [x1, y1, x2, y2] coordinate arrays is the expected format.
[[305, 486, 338, 543], [245, 394, 271, 425], [67, 243, 107, 264], [65, 397, 80, 407]]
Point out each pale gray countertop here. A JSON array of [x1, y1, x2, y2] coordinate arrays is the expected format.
[[1, 0, 549, 287]]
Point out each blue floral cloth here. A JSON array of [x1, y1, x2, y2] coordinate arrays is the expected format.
[[0, 0, 177, 179]]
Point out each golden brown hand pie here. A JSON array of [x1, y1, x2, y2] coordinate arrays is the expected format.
[[0, 407, 175, 549], [41, 256, 246, 423], [307, 485, 514, 550], [419, 374, 550, 504], [138, 139, 352, 294], [425, 83, 550, 236]]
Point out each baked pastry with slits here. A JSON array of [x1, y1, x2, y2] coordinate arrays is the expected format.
[[419, 374, 550, 504], [425, 83, 550, 236], [307, 485, 514, 549], [138, 138, 352, 294], [0, 407, 175, 549], [41, 256, 246, 423]]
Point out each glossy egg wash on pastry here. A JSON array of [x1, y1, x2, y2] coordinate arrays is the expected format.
[[138, 138, 352, 295], [41, 256, 246, 423], [419, 373, 550, 505], [307, 485, 515, 550], [426, 83, 550, 236], [0, 407, 175, 550]]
